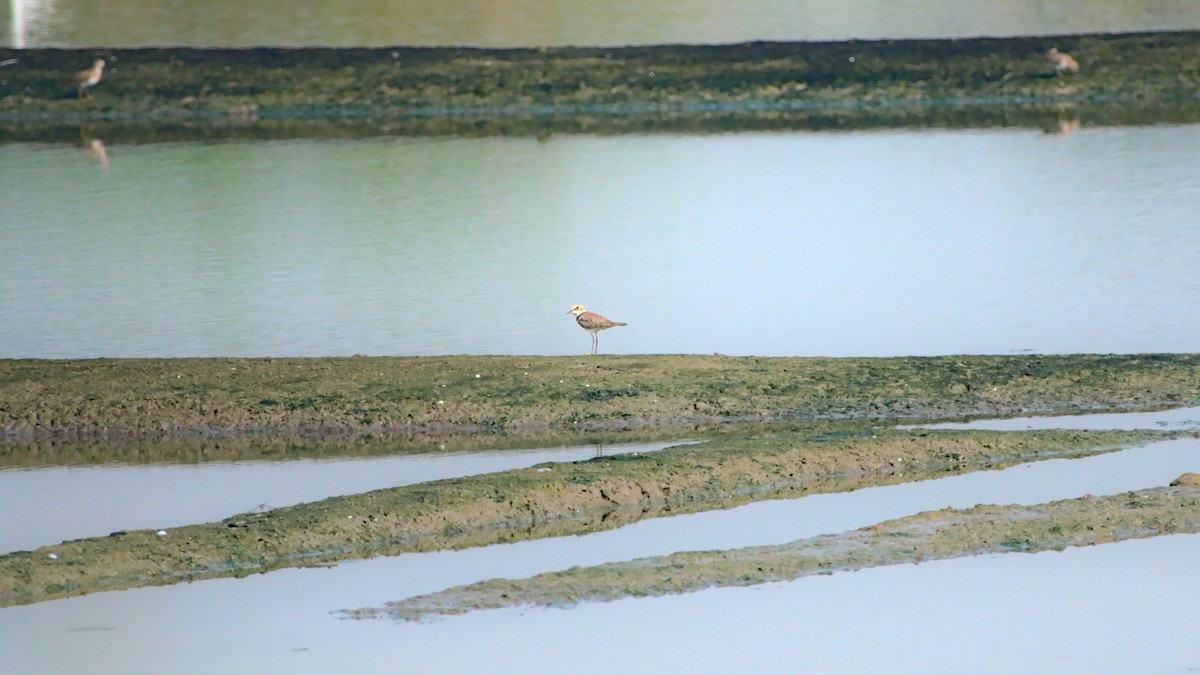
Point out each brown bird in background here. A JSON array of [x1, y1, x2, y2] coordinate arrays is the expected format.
[[1043, 48, 1079, 81], [72, 59, 106, 99], [568, 304, 627, 355]]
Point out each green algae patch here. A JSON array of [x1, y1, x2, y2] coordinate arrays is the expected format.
[[0, 426, 1179, 606], [355, 481, 1200, 621], [1, 354, 1198, 439], [1, 31, 1198, 123]]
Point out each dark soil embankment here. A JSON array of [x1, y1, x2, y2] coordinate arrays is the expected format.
[[1, 31, 1197, 125]]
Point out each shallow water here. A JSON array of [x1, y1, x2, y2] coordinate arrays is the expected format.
[[6, 0, 1199, 48], [0, 439, 687, 554], [5, 535, 1199, 673], [334, 535, 1196, 674], [4, 124, 1199, 358], [3, 408, 1198, 672]]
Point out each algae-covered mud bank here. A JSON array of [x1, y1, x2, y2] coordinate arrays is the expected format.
[[2, 354, 1198, 439], [1, 31, 1197, 123], [0, 427, 1180, 606], [356, 480, 1200, 621]]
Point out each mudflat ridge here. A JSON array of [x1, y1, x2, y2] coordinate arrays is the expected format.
[[357, 480, 1200, 621], [1, 354, 1197, 439], [0, 426, 1180, 606], [2, 31, 1197, 123]]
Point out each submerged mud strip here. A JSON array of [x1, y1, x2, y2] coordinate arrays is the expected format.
[[0, 427, 1179, 606], [354, 479, 1200, 622], [1, 31, 1198, 124], [1, 354, 1198, 440]]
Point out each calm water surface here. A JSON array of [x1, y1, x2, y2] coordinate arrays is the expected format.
[[3, 535, 1198, 673], [5, 537, 1196, 673], [5, 0, 1200, 48], [4, 123, 1199, 358]]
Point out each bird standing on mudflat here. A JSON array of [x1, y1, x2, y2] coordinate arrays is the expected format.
[[73, 59, 106, 99], [568, 304, 627, 355], [1043, 48, 1079, 80]]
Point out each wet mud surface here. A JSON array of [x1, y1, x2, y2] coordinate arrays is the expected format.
[[0, 426, 1181, 606], [2, 31, 1198, 127], [356, 481, 1200, 621], [2, 354, 1198, 439]]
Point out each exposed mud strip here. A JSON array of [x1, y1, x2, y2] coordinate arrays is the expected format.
[[353, 478, 1200, 622], [0, 427, 1178, 606], [1, 32, 1197, 123], [2, 354, 1198, 439]]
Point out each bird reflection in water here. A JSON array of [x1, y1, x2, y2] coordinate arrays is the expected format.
[[1042, 109, 1081, 136], [79, 127, 110, 169]]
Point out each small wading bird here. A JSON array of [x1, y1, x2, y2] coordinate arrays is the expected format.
[[1043, 48, 1079, 81], [72, 59, 106, 99], [568, 304, 627, 355]]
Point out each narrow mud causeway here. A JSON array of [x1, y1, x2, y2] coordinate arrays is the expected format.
[[0, 427, 1180, 606], [353, 479, 1200, 622]]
